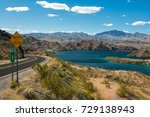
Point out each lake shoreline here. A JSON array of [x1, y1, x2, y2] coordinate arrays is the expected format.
[[53, 50, 150, 76]]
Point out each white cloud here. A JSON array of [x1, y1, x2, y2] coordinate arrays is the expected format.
[[122, 14, 126, 17], [1, 27, 21, 33], [6, 7, 29, 12], [127, 0, 133, 3], [127, 0, 131, 3], [36, 1, 70, 11], [32, 30, 39, 33], [125, 23, 129, 25], [1, 28, 11, 31], [127, 0, 134, 3], [71, 6, 103, 14], [123, 30, 129, 33], [131, 21, 150, 26], [103, 23, 114, 27], [47, 14, 58, 17]]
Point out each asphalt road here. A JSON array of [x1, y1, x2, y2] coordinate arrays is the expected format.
[[0, 56, 45, 77]]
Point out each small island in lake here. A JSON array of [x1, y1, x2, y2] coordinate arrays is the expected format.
[[107, 56, 150, 66]]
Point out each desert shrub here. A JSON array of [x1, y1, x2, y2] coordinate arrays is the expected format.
[[23, 88, 36, 100], [83, 81, 96, 93], [33, 59, 96, 100], [33, 62, 76, 99], [45, 73, 75, 99], [74, 90, 95, 100], [102, 80, 111, 89], [117, 84, 128, 98], [106, 74, 113, 79], [59, 60, 86, 78], [33, 64, 48, 80], [10, 81, 19, 89]]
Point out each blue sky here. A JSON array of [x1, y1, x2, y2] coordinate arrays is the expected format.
[[0, 0, 150, 34]]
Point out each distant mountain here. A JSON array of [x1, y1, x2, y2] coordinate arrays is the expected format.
[[94, 30, 150, 49], [24, 32, 95, 41], [25, 30, 150, 42], [95, 30, 132, 37], [95, 30, 150, 38], [134, 32, 149, 37], [23, 30, 150, 49]]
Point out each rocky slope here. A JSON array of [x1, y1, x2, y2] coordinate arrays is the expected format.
[[129, 49, 150, 58], [25, 30, 150, 50], [24, 32, 95, 42]]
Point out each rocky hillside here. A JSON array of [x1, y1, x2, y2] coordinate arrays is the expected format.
[[25, 30, 150, 50], [95, 30, 150, 49], [2, 29, 150, 59], [24, 32, 95, 42], [0, 30, 11, 59], [129, 50, 150, 58]]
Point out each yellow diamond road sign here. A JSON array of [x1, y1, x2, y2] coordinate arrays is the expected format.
[[10, 31, 24, 49]]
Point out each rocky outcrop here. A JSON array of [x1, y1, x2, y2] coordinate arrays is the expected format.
[[129, 49, 150, 58]]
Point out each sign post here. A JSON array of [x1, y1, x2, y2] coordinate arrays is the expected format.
[[16, 49, 19, 83], [10, 49, 15, 81], [10, 31, 24, 83]]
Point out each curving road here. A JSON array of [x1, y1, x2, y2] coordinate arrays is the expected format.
[[0, 56, 45, 77]]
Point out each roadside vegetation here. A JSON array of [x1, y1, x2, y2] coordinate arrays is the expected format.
[[33, 58, 97, 100]]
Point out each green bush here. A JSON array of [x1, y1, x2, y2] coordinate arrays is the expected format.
[[84, 81, 96, 93], [33, 62, 76, 99], [33, 60, 96, 100], [75, 90, 95, 100], [117, 84, 128, 98], [102, 80, 111, 89], [23, 88, 36, 100], [10, 81, 19, 89]]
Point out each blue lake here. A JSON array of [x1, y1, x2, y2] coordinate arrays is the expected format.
[[53, 50, 150, 76]]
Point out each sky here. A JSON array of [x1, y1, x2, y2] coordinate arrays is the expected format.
[[0, 0, 150, 34]]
